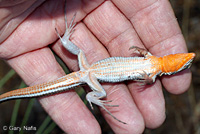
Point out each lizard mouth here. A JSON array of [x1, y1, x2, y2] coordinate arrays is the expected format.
[[183, 58, 194, 70]]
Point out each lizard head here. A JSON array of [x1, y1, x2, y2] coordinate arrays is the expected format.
[[161, 53, 195, 75]]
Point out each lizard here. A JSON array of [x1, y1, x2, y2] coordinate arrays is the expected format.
[[0, 5, 195, 124]]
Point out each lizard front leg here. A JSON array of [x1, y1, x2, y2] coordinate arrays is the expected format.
[[134, 71, 155, 85], [129, 46, 152, 58]]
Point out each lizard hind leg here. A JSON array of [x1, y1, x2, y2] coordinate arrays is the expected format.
[[85, 73, 127, 124], [55, 1, 80, 56], [55, 1, 90, 70]]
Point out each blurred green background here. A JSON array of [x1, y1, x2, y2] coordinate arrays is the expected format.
[[0, 0, 200, 134]]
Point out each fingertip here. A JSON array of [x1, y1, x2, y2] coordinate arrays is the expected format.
[[161, 69, 192, 94], [113, 106, 145, 134], [129, 80, 166, 129], [101, 83, 145, 133], [106, 106, 145, 134], [145, 103, 166, 129]]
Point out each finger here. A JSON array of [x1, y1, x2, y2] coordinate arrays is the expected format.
[[0, 0, 45, 44], [0, 0, 61, 59], [112, 0, 191, 94], [83, 1, 166, 129], [128, 81, 166, 128]]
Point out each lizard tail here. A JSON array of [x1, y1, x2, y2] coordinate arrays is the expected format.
[[0, 72, 81, 103]]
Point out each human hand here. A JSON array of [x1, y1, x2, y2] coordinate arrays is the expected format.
[[0, 0, 191, 133]]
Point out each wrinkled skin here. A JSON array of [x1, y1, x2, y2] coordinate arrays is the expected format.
[[0, 0, 191, 133]]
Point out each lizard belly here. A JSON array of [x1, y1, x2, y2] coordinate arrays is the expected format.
[[90, 57, 153, 82]]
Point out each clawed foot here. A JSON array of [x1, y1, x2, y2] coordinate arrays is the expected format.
[[63, 12, 77, 40], [55, 8, 80, 55], [99, 100, 119, 107], [100, 102, 127, 124], [55, 13, 76, 42], [129, 46, 152, 58], [88, 99, 119, 110], [86, 92, 126, 124], [135, 70, 153, 85]]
